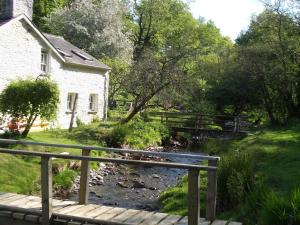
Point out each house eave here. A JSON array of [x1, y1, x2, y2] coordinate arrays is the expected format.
[[65, 62, 111, 73]]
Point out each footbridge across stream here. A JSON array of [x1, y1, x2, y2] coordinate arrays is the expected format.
[[0, 139, 241, 225], [141, 112, 251, 137]]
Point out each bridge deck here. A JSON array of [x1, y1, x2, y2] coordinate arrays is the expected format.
[[0, 193, 241, 225]]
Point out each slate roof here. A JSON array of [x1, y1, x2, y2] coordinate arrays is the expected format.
[[43, 33, 110, 71]]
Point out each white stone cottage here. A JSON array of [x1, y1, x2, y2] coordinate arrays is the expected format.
[[0, 0, 110, 129]]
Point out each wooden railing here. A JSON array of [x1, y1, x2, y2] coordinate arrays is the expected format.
[[141, 111, 251, 133], [0, 139, 219, 225]]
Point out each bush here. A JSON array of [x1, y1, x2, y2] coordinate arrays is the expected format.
[[0, 77, 59, 137], [217, 150, 256, 211], [53, 169, 77, 190], [260, 189, 300, 225], [109, 117, 169, 149]]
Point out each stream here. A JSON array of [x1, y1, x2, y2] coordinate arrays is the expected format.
[[70, 151, 203, 211]]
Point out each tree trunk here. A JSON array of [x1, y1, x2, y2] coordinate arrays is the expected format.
[[22, 114, 38, 137], [121, 83, 170, 124]]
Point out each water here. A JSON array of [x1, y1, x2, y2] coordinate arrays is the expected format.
[[72, 153, 203, 211]]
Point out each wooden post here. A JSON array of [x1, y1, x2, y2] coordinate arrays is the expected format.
[[206, 159, 218, 221], [188, 169, 200, 225], [41, 156, 52, 225], [79, 148, 91, 204], [237, 116, 240, 133], [68, 93, 78, 132], [233, 116, 237, 133]]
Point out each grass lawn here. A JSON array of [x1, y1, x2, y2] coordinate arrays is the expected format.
[[159, 123, 300, 222], [0, 128, 107, 194]]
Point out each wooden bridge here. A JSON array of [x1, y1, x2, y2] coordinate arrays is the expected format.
[[141, 112, 251, 136], [0, 139, 242, 225]]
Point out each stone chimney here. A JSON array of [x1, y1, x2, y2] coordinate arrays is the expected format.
[[0, 0, 33, 21]]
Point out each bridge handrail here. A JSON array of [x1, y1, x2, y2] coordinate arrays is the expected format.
[[0, 148, 215, 171], [0, 138, 220, 161], [0, 140, 219, 225]]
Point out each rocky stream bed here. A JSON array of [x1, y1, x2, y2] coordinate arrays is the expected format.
[[70, 151, 202, 211]]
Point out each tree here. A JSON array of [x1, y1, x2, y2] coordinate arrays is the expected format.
[[235, 0, 300, 123], [32, 0, 74, 31], [0, 77, 59, 137], [46, 0, 133, 61], [121, 0, 203, 122], [207, 68, 262, 115]]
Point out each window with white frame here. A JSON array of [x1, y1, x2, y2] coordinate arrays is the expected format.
[[67, 93, 78, 111], [89, 94, 98, 112], [41, 50, 49, 73]]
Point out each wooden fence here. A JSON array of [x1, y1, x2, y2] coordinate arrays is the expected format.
[[141, 112, 251, 133], [0, 139, 219, 225]]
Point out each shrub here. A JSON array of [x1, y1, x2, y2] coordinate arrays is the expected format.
[[217, 150, 256, 211], [0, 77, 59, 137], [260, 189, 300, 225], [109, 117, 169, 149], [53, 169, 77, 190]]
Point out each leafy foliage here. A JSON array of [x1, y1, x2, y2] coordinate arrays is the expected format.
[[53, 169, 77, 190], [0, 77, 59, 137], [46, 0, 133, 61], [109, 117, 169, 149], [235, 4, 300, 123]]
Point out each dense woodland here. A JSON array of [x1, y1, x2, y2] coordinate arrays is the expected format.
[[32, 0, 300, 125]]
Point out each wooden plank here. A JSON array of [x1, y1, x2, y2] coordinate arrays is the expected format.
[[0, 193, 16, 200], [41, 157, 53, 225], [6, 195, 39, 207], [111, 209, 141, 223], [211, 220, 242, 225], [206, 159, 218, 221], [79, 148, 91, 204], [188, 169, 200, 225], [94, 207, 126, 221], [139, 212, 169, 225], [158, 215, 182, 225], [55, 204, 85, 214], [0, 194, 27, 204], [65, 204, 97, 216], [125, 211, 154, 224], [84, 205, 114, 218]]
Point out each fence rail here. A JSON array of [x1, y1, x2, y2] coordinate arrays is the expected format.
[[141, 111, 251, 133], [0, 139, 219, 225]]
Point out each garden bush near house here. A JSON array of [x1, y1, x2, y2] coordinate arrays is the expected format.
[[109, 117, 169, 149], [0, 77, 59, 137]]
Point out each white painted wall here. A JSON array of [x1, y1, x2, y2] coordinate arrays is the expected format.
[[0, 18, 108, 129]]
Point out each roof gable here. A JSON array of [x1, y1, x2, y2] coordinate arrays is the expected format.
[[0, 15, 110, 71]]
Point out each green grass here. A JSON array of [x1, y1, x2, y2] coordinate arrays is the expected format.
[[0, 128, 107, 194], [159, 123, 300, 222]]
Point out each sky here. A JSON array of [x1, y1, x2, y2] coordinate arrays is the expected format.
[[189, 0, 265, 41]]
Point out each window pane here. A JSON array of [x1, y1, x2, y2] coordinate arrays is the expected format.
[[41, 51, 48, 73]]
